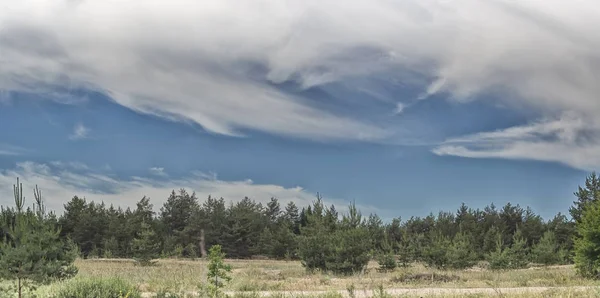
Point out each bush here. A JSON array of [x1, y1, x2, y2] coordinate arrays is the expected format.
[[487, 230, 529, 270], [55, 277, 141, 298], [376, 252, 397, 272]]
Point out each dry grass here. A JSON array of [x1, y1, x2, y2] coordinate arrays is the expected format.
[[10, 258, 600, 297]]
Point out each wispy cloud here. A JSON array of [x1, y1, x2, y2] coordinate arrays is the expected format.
[[0, 144, 28, 156], [0, 162, 382, 217], [394, 102, 406, 115], [149, 167, 167, 177], [0, 0, 599, 168], [68, 123, 89, 140], [433, 113, 600, 171], [1, 0, 598, 144]]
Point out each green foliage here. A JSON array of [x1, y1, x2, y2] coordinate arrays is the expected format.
[[422, 234, 451, 270], [0, 178, 78, 297], [574, 198, 600, 278], [530, 230, 561, 265], [131, 220, 160, 266], [298, 199, 370, 275], [207, 244, 232, 297], [376, 252, 397, 272], [571, 172, 600, 225], [55, 276, 141, 298], [446, 232, 477, 269], [324, 227, 371, 275], [487, 230, 529, 270]]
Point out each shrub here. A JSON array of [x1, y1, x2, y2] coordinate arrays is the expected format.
[[55, 277, 141, 298], [376, 252, 397, 272], [207, 245, 232, 298], [487, 230, 529, 270]]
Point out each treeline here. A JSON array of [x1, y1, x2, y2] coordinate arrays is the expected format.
[[4, 173, 600, 274], [8, 191, 575, 263]]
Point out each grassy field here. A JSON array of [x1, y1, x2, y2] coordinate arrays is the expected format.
[[11, 258, 600, 297]]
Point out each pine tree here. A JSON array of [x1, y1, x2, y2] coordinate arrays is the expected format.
[[530, 230, 560, 265], [422, 233, 451, 270], [0, 178, 78, 298], [574, 198, 600, 278], [571, 172, 600, 225], [131, 220, 160, 266], [447, 232, 477, 269], [206, 245, 232, 298]]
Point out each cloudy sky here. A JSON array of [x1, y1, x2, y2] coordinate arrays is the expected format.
[[0, 0, 597, 220]]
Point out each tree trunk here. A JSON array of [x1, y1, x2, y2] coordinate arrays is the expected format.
[[200, 229, 207, 258], [18, 277, 22, 298]]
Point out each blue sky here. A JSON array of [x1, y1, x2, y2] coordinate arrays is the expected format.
[[0, 0, 598, 220]]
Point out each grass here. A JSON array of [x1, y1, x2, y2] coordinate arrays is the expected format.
[[4, 259, 599, 297]]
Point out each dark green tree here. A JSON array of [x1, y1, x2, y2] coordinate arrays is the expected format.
[[530, 230, 561, 265], [574, 198, 600, 278], [571, 172, 600, 225], [446, 232, 477, 269], [131, 220, 160, 266], [0, 178, 78, 298]]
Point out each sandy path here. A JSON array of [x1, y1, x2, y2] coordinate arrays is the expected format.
[[142, 286, 597, 297]]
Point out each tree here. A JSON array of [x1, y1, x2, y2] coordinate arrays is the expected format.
[[206, 245, 232, 298], [422, 234, 451, 270], [298, 199, 370, 275], [0, 178, 78, 298], [131, 220, 160, 266], [487, 229, 529, 270], [446, 232, 477, 269], [530, 230, 561, 265], [574, 198, 600, 278], [571, 172, 600, 225]]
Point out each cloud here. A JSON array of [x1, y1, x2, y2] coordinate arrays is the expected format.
[[149, 167, 167, 177], [68, 123, 89, 140], [432, 113, 600, 171], [0, 144, 28, 156], [394, 102, 406, 115], [0, 162, 382, 216], [0, 0, 599, 162]]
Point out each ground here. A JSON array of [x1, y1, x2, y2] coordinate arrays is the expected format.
[[18, 259, 600, 297]]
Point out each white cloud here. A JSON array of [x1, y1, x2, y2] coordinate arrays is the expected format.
[[394, 102, 406, 115], [0, 0, 599, 163], [68, 123, 89, 140], [0, 144, 28, 156], [433, 113, 600, 171], [149, 167, 167, 177], [0, 162, 382, 216]]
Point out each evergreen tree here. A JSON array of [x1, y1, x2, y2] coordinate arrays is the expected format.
[[422, 233, 451, 270], [206, 245, 232, 298], [574, 198, 600, 278], [571, 172, 600, 225], [131, 221, 160, 266], [446, 232, 477, 269], [530, 230, 561, 265], [0, 178, 78, 298]]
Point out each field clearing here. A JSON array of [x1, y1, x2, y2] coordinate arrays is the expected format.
[[20, 258, 600, 297]]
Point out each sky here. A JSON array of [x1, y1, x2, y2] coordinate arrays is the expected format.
[[0, 0, 598, 221]]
